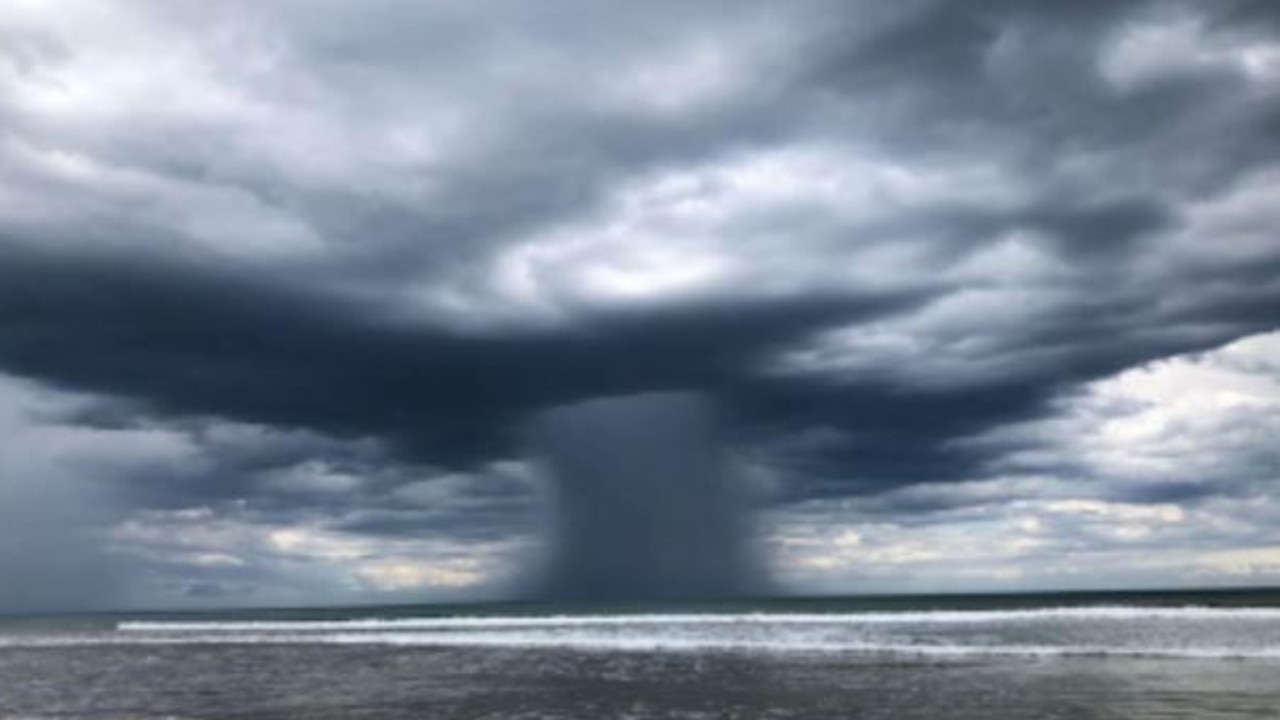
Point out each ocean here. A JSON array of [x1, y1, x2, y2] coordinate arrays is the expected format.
[[2, 589, 1279, 719]]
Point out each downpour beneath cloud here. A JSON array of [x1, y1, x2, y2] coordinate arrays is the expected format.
[[534, 391, 758, 600], [0, 0, 1278, 610]]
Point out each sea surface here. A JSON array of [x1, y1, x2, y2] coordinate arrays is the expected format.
[[2, 589, 1280, 719]]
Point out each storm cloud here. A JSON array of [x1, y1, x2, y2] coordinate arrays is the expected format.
[[0, 0, 1278, 609]]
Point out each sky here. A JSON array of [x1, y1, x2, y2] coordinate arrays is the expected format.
[[1, 0, 1279, 611]]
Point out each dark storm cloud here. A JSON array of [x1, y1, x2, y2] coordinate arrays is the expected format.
[[0, 247, 920, 469], [2, 0, 1277, 481], [1, 0, 1279, 602]]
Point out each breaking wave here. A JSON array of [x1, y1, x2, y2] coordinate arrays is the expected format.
[[116, 605, 1280, 632], [7, 606, 1279, 659]]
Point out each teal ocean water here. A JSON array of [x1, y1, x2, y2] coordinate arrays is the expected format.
[[2, 588, 1280, 718]]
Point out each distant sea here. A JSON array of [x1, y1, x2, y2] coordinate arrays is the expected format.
[[3, 588, 1280, 719]]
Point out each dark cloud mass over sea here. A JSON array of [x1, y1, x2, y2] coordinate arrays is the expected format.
[[1, 0, 1278, 610]]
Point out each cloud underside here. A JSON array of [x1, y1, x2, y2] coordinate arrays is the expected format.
[[0, 0, 1278, 606]]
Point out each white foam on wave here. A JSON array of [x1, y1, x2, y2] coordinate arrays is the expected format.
[[306, 630, 1280, 659], [6, 629, 1280, 659], [325, 633, 1280, 659], [9, 606, 1247, 659], [117, 605, 1280, 633]]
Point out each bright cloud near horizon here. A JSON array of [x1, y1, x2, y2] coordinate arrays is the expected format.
[[1, 0, 1279, 611]]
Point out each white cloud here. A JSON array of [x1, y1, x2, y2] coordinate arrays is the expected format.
[[466, 142, 1021, 324], [357, 559, 484, 591], [993, 330, 1280, 489], [1102, 10, 1280, 90], [111, 505, 526, 606], [768, 331, 1280, 593]]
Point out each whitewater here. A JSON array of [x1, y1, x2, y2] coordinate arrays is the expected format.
[[2, 606, 1274, 659]]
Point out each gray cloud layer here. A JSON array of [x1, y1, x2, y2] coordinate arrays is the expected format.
[[1, 0, 1278, 608]]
